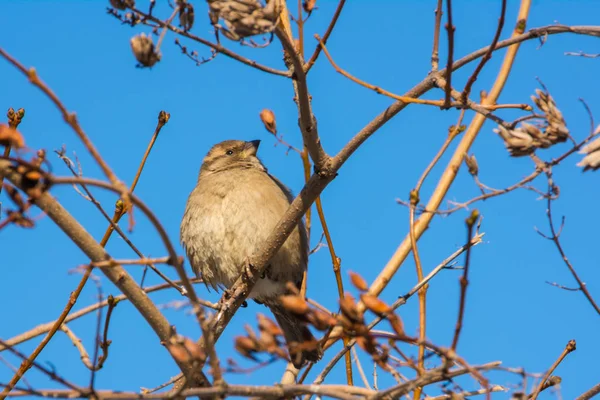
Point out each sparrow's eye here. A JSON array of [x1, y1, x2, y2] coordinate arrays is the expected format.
[[226, 150, 234, 156]]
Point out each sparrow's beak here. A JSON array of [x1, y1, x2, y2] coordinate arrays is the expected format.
[[244, 140, 261, 156]]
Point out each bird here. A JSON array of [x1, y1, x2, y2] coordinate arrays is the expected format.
[[180, 139, 321, 368]]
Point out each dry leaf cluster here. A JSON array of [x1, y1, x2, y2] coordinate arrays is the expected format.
[[495, 88, 569, 156], [207, 0, 281, 41]]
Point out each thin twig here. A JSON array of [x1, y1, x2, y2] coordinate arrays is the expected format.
[[443, 0, 455, 108], [575, 383, 600, 400], [315, 197, 353, 385], [530, 340, 576, 400], [0, 162, 209, 387], [311, 234, 483, 386], [339, 0, 533, 356], [59, 324, 96, 370], [543, 179, 600, 315], [2, 384, 373, 400], [305, 0, 346, 72], [426, 386, 506, 399], [0, 48, 124, 192], [126, 7, 290, 77], [461, 0, 507, 103], [0, 279, 205, 352], [0, 339, 83, 393], [564, 51, 600, 58], [140, 375, 183, 395], [450, 210, 479, 350], [316, 35, 528, 112], [0, 267, 93, 396], [352, 347, 372, 390], [409, 110, 465, 400], [431, 0, 443, 71], [55, 142, 183, 295]]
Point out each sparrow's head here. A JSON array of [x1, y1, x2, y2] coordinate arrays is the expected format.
[[199, 139, 265, 176]]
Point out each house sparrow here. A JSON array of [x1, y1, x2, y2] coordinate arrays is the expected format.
[[180, 139, 321, 368]]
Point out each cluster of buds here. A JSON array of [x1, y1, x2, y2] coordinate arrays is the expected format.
[[207, 0, 280, 42], [7, 107, 25, 129], [577, 126, 600, 171], [1, 148, 48, 229], [343, 272, 405, 369], [130, 33, 161, 67], [234, 313, 289, 362], [235, 272, 405, 372], [495, 89, 569, 157]]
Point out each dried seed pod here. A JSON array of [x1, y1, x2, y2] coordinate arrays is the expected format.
[[279, 294, 309, 315], [531, 88, 569, 144], [348, 271, 368, 292], [130, 33, 160, 67], [178, 1, 195, 31], [464, 153, 478, 176], [208, 0, 281, 41], [109, 0, 135, 10], [260, 109, 277, 135], [577, 133, 600, 171], [494, 125, 535, 156], [303, 0, 316, 13]]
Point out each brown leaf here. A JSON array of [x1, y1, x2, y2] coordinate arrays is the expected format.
[[348, 271, 368, 291]]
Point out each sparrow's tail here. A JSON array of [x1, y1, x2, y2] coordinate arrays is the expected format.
[[269, 304, 322, 368]]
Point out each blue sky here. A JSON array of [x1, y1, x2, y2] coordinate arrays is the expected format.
[[1, 1, 599, 399]]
